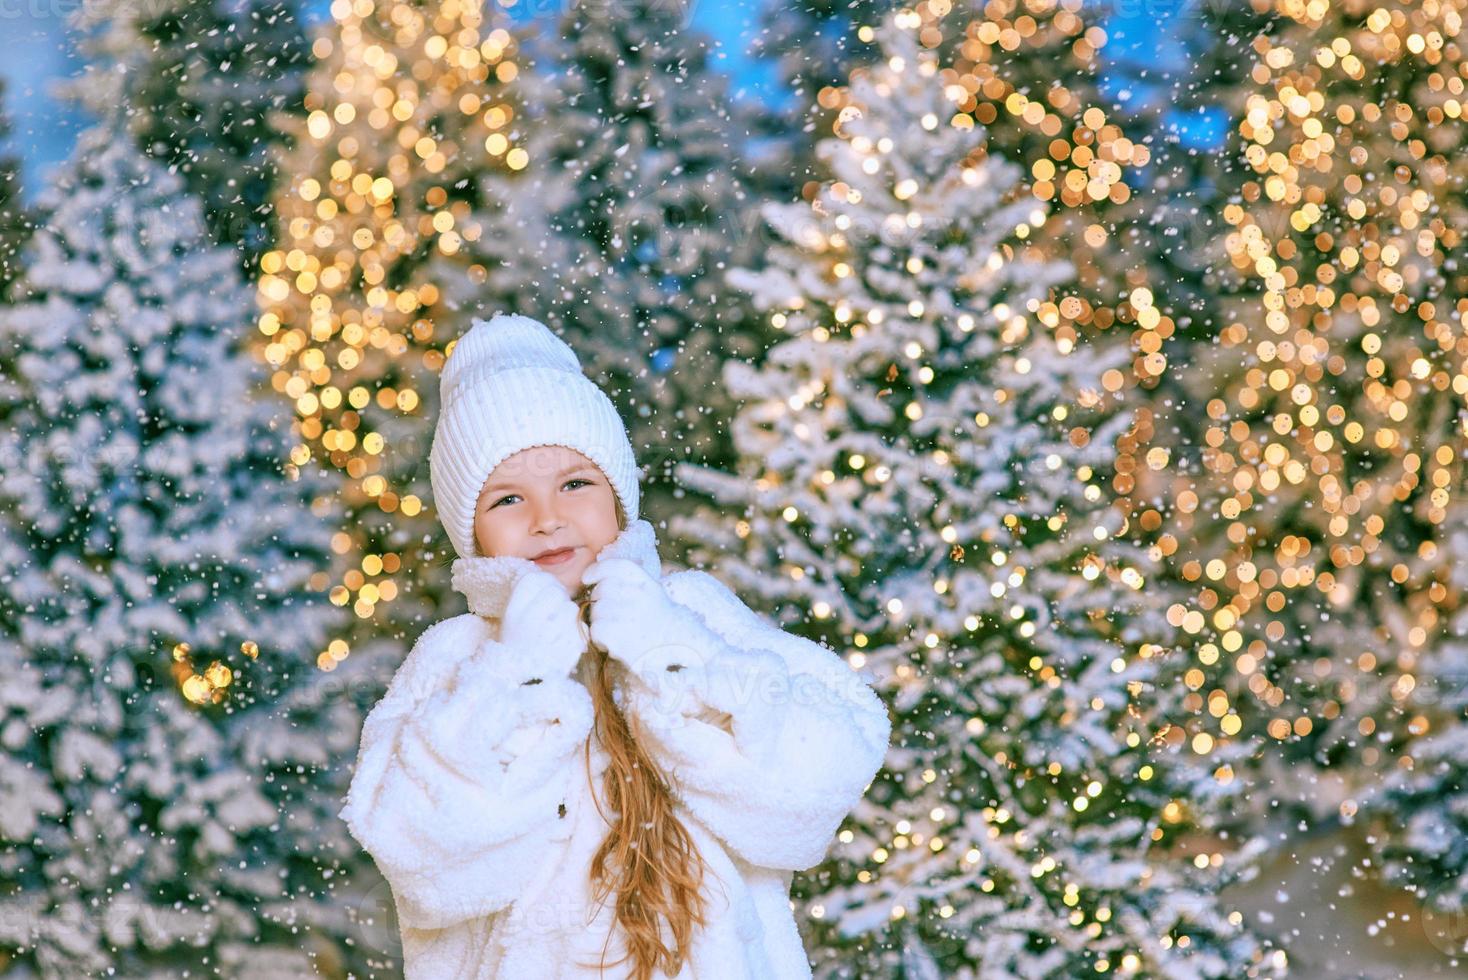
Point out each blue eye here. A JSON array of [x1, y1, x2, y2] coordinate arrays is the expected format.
[[487, 478, 592, 510]]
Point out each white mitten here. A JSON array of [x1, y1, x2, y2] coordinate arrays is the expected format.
[[481, 564, 589, 686], [583, 558, 789, 745]]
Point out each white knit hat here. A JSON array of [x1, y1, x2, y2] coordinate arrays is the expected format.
[[428, 313, 641, 560]]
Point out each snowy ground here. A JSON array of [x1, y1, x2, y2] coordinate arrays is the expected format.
[[1222, 824, 1465, 979]]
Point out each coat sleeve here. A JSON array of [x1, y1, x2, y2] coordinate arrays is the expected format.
[[626, 570, 891, 873], [337, 613, 594, 931]]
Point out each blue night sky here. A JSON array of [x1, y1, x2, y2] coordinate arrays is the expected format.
[[0, 0, 1189, 202]]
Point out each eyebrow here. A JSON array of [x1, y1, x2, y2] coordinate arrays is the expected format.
[[482, 463, 597, 495]]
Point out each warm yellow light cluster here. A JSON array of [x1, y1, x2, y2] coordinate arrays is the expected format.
[[172, 640, 275, 705], [254, 0, 522, 634], [1182, 0, 1467, 738]]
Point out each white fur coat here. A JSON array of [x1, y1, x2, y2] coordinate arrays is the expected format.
[[338, 519, 891, 979]]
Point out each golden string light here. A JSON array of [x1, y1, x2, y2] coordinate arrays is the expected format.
[[255, 0, 524, 657], [172, 640, 260, 706], [1164, 0, 1468, 759]]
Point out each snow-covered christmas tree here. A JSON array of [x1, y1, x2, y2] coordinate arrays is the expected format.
[[0, 119, 371, 977], [672, 14, 1279, 978], [455, 0, 776, 534]]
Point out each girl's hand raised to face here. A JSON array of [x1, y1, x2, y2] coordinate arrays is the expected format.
[[581, 558, 680, 662], [494, 565, 589, 677], [582, 558, 718, 713]]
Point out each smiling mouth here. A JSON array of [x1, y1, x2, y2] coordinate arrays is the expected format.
[[533, 547, 577, 564]]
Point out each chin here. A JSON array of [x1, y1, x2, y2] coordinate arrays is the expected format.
[[545, 558, 587, 595]]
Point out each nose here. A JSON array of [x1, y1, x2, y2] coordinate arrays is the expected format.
[[529, 495, 565, 535]]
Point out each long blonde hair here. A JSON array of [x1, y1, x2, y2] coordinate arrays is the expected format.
[[572, 501, 712, 978]]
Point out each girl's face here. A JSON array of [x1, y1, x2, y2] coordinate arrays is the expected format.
[[473, 444, 621, 596]]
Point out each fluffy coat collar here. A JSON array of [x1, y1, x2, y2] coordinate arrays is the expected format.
[[449, 517, 663, 620]]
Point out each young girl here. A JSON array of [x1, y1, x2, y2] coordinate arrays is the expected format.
[[339, 313, 891, 979]]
